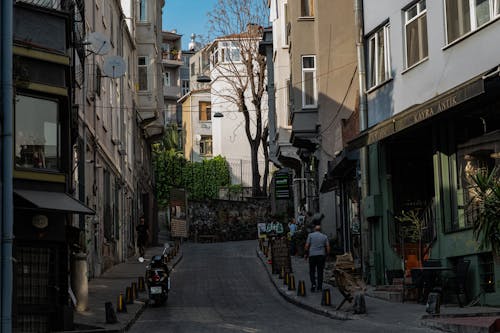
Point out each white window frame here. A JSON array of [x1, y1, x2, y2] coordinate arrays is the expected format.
[[220, 42, 241, 63], [139, 0, 147, 22], [138, 56, 149, 91], [301, 55, 317, 109], [444, 0, 500, 44], [164, 72, 171, 87], [404, 0, 428, 69], [181, 80, 190, 96], [367, 24, 391, 89]]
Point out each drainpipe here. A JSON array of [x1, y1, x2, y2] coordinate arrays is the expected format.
[[1, 0, 14, 331], [354, 0, 371, 281]]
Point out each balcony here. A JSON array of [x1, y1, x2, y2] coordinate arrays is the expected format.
[[290, 109, 318, 149], [162, 52, 183, 68], [164, 85, 180, 99]]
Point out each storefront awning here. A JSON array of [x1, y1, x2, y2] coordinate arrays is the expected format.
[[347, 76, 485, 151], [14, 189, 95, 214]]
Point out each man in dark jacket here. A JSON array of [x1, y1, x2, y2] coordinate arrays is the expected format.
[[136, 216, 148, 257]]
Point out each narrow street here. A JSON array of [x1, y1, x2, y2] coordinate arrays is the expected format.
[[130, 241, 433, 333]]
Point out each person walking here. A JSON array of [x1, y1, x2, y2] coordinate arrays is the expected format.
[[305, 225, 330, 292], [136, 216, 148, 258], [288, 218, 297, 256]]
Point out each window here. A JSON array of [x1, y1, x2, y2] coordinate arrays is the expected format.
[[301, 56, 317, 108], [301, 0, 314, 16], [138, 56, 148, 91], [405, 0, 428, 68], [367, 24, 391, 89], [199, 135, 213, 156], [220, 42, 241, 63], [286, 79, 292, 126], [283, 2, 289, 46], [190, 62, 195, 77], [445, 0, 500, 43], [139, 0, 147, 22], [199, 101, 211, 121], [181, 80, 190, 95], [109, 4, 114, 46], [15, 95, 60, 171], [164, 72, 171, 87]]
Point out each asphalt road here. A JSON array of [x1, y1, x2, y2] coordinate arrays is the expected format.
[[129, 240, 434, 333]]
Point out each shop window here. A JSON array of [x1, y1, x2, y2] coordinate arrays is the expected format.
[[479, 253, 495, 293], [445, 0, 500, 44], [454, 134, 499, 232], [15, 95, 60, 171], [404, 0, 428, 68]]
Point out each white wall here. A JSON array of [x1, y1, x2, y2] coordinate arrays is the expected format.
[[364, 0, 500, 125]]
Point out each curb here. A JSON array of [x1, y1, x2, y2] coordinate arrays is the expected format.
[[256, 249, 356, 321], [66, 251, 183, 333]]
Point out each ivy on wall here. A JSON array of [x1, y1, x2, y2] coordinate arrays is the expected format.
[[153, 149, 231, 208]]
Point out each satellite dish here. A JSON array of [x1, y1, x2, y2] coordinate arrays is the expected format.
[[103, 55, 126, 78], [86, 32, 111, 55]]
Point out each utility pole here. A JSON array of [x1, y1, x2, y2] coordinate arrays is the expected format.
[[1, 0, 14, 331]]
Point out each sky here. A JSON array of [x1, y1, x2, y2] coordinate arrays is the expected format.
[[162, 0, 218, 50]]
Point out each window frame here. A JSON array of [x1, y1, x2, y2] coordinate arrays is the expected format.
[[444, 0, 500, 44], [300, 0, 315, 17], [14, 94, 61, 172], [282, 1, 289, 47], [199, 101, 212, 121], [367, 23, 392, 90], [138, 56, 148, 91], [199, 135, 213, 157], [301, 55, 317, 109], [404, 0, 428, 69], [138, 0, 147, 22]]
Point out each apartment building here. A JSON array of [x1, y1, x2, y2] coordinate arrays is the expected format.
[[353, 0, 500, 304], [284, 1, 360, 248]]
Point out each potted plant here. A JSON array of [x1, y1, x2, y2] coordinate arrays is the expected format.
[[468, 167, 500, 256], [395, 209, 425, 270]]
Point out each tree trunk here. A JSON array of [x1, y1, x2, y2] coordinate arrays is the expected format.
[[261, 125, 269, 197], [250, 140, 262, 197]]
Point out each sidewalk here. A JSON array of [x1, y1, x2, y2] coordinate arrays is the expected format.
[[62, 235, 182, 333], [256, 248, 500, 332]]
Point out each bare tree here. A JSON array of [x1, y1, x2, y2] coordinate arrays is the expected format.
[[207, 0, 269, 197]]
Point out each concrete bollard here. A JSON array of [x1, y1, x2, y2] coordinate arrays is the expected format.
[[71, 252, 88, 312], [279, 267, 285, 279], [138, 276, 145, 292], [105, 302, 118, 324], [288, 274, 296, 291], [117, 293, 127, 313], [321, 288, 332, 306], [125, 287, 133, 304], [297, 280, 306, 296]]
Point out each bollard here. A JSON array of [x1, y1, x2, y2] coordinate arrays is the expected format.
[[279, 267, 285, 279], [288, 274, 296, 291], [131, 282, 138, 300], [284, 272, 289, 286], [138, 276, 145, 292], [297, 280, 306, 297], [105, 302, 118, 324], [117, 293, 127, 313], [321, 288, 332, 306], [125, 287, 133, 304]]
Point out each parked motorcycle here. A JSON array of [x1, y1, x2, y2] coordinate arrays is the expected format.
[[146, 255, 170, 306]]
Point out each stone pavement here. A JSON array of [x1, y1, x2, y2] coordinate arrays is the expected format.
[[256, 247, 500, 332], [58, 238, 182, 333]]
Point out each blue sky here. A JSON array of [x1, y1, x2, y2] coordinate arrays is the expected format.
[[162, 0, 218, 50]]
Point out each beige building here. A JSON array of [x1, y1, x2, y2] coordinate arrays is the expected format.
[[284, 0, 360, 247], [77, 0, 165, 277]]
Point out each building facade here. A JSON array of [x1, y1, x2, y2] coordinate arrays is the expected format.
[[355, 0, 500, 304]]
